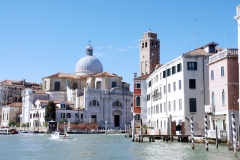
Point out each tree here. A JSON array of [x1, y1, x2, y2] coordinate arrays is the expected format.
[[45, 101, 56, 122], [8, 120, 16, 127], [59, 118, 68, 123]]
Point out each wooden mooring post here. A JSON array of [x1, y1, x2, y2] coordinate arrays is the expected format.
[[216, 126, 218, 149], [170, 114, 172, 142], [231, 110, 238, 157], [190, 115, 194, 149], [205, 113, 209, 151], [125, 123, 126, 137]]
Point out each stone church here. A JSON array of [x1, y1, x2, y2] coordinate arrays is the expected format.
[[21, 44, 133, 129]]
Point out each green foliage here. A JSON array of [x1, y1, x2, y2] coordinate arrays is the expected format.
[[26, 122, 29, 127], [8, 120, 16, 127], [59, 118, 68, 123], [21, 123, 26, 127], [16, 123, 20, 127], [44, 122, 48, 127], [45, 101, 56, 123]]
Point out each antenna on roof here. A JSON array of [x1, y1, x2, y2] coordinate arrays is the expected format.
[[148, 28, 151, 32], [195, 19, 200, 47], [89, 39, 91, 45]]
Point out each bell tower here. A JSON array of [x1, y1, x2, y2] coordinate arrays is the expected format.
[[139, 30, 160, 76]]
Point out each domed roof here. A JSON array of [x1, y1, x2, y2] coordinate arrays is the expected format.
[[75, 45, 103, 76]]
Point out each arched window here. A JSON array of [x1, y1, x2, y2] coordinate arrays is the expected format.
[[142, 43, 144, 48], [54, 82, 60, 91], [136, 97, 140, 106], [112, 82, 116, 88], [222, 90, 225, 105], [89, 100, 99, 106], [113, 101, 122, 107], [212, 92, 214, 105], [145, 42, 147, 48], [96, 81, 101, 89], [151, 42, 154, 48], [72, 83, 78, 90]]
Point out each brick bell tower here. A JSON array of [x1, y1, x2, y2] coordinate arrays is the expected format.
[[139, 30, 160, 76]]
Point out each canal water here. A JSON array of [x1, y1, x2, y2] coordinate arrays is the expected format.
[[0, 134, 238, 160]]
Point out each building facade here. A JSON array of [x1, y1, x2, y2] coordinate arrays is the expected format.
[[146, 42, 217, 135], [206, 48, 239, 141], [21, 44, 133, 130]]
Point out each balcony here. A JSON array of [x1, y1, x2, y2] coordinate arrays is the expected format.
[[209, 48, 238, 64], [205, 105, 215, 114], [152, 93, 162, 101]]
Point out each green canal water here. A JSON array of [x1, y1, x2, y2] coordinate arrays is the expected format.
[[0, 134, 238, 160]]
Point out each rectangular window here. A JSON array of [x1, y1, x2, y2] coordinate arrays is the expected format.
[[163, 71, 166, 78], [61, 113, 65, 118], [173, 100, 176, 111], [164, 120, 166, 129], [168, 101, 171, 112], [179, 80, 182, 90], [164, 102, 166, 112], [172, 66, 176, 75], [155, 75, 158, 82], [160, 103, 162, 113], [160, 73, 162, 80], [148, 81, 152, 87], [61, 104, 65, 109], [189, 98, 197, 112], [151, 106, 153, 115], [164, 85, 166, 94], [221, 66, 224, 77], [187, 62, 197, 70], [177, 63, 182, 72], [211, 70, 214, 80], [72, 83, 78, 90], [136, 83, 141, 88], [167, 69, 171, 77], [67, 113, 71, 118], [179, 99, 182, 110], [173, 82, 176, 91], [156, 104, 159, 113], [168, 84, 171, 92], [189, 79, 196, 89]]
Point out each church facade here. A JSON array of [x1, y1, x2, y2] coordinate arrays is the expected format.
[[21, 44, 133, 129]]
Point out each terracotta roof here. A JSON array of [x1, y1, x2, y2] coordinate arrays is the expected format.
[[92, 72, 118, 77], [43, 72, 84, 79], [184, 49, 210, 56], [8, 102, 22, 107], [134, 74, 150, 80], [0, 79, 41, 87]]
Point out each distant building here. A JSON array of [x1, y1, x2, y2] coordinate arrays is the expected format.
[[0, 79, 41, 126], [1, 102, 22, 126], [206, 48, 239, 141], [146, 42, 218, 135]]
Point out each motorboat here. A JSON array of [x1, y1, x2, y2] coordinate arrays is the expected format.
[[51, 131, 70, 139], [0, 127, 18, 135]]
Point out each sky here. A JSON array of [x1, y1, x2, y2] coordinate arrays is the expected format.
[[0, 1, 239, 90]]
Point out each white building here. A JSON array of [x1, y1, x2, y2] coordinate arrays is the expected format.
[[1, 102, 22, 126], [146, 42, 218, 135], [21, 44, 133, 129]]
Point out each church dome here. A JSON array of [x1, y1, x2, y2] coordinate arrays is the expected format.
[[75, 45, 103, 76]]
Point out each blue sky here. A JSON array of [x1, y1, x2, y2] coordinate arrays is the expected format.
[[0, 1, 239, 90]]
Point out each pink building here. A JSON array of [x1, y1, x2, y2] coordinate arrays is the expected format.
[[206, 48, 239, 142]]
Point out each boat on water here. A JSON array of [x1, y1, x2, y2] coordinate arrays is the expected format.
[[0, 128, 18, 135], [51, 131, 70, 139]]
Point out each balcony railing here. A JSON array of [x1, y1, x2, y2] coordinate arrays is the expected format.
[[205, 105, 215, 114], [152, 93, 162, 101], [209, 48, 238, 64]]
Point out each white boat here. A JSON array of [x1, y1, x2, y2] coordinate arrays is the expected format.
[[51, 131, 70, 139]]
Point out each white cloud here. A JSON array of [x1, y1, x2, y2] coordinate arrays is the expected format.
[[128, 45, 138, 49], [117, 47, 128, 52], [108, 46, 112, 49]]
